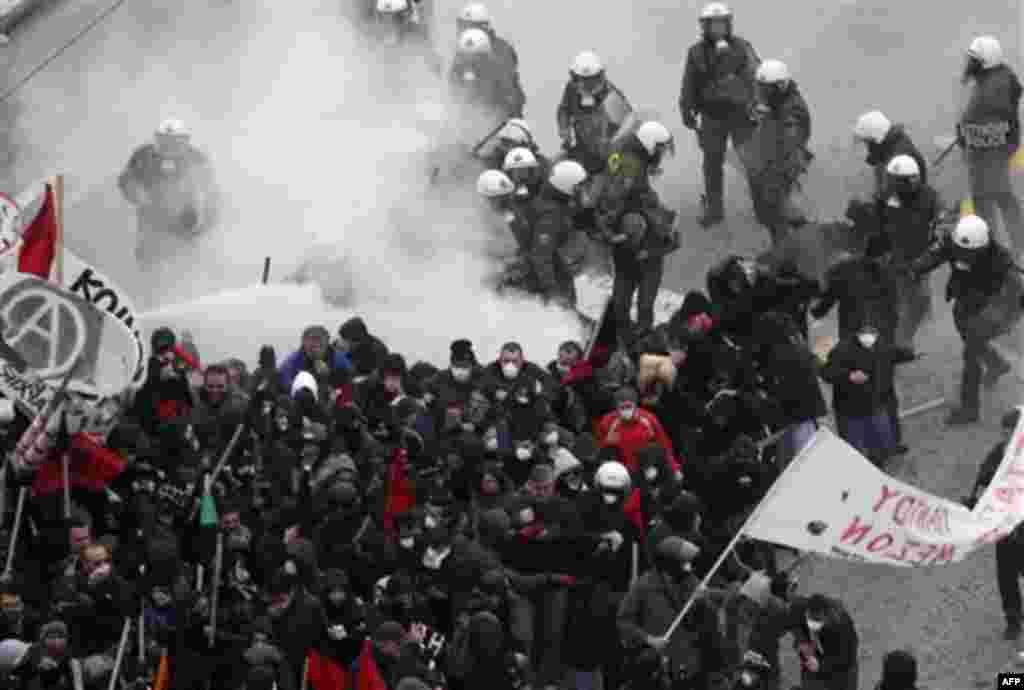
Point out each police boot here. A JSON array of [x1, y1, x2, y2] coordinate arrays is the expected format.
[[698, 195, 724, 228]]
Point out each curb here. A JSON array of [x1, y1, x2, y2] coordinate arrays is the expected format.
[[0, 0, 45, 36]]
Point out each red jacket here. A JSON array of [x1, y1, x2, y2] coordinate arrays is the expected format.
[[306, 639, 386, 690], [595, 409, 679, 473]]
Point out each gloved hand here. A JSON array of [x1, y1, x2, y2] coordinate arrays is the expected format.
[[682, 110, 698, 130]]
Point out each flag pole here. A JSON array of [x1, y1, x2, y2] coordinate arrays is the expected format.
[[51, 175, 64, 286], [661, 428, 827, 642]]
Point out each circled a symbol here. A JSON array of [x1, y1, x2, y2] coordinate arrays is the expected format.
[[1, 287, 86, 379]]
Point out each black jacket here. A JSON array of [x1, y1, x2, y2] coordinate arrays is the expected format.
[[820, 339, 915, 418]]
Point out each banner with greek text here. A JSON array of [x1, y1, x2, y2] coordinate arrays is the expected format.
[[743, 425, 1024, 567]]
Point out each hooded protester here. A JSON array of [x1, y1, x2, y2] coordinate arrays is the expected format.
[[787, 593, 859, 690], [131, 327, 196, 434], [525, 161, 589, 308], [338, 317, 390, 379]]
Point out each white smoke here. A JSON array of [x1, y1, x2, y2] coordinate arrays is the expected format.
[[56, 0, 585, 367]]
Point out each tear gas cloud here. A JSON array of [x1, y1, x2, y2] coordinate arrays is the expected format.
[[22, 0, 585, 366]]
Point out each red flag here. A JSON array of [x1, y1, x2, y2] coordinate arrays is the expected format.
[[16, 182, 58, 279], [306, 649, 351, 690], [353, 640, 387, 690], [383, 448, 416, 535], [32, 432, 127, 495]]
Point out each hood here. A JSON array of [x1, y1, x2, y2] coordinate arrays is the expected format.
[[291, 371, 318, 399]]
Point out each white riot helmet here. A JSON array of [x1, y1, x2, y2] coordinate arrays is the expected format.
[[699, 2, 732, 20], [154, 118, 191, 157], [548, 160, 587, 195], [756, 59, 790, 85], [376, 0, 409, 13], [885, 154, 920, 179], [595, 461, 631, 492], [476, 169, 515, 198], [570, 50, 604, 78], [502, 147, 538, 171], [952, 214, 991, 250], [497, 118, 533, 146], [852, 110, 891, 144], [458, 2, 491, 28], [968, 35, 1004, 69], [636, 121, 674, 157], [457, 28, 491, 55]]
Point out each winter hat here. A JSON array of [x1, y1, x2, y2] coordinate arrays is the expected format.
[[551, 448, 582, 480], [291, 371, 318, 399], [879, 650, 917, 690], [382, 353, 407, 377], [396, 677, 431, 690], [38, 621, 68, 641], [151, 327, 175, 352], [338, 317, 370, 342], [654, 536, 700, 564], [450, 339, 476, 366], [374, 620, 406, 644], [0, 639, 29, 673], [614, 386, 638, 405], [302, 325, 330, 342]]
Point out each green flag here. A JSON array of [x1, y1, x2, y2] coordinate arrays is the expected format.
[[199, 488, 218, 529]]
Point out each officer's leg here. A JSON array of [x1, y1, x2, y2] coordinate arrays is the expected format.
[[635, 258, 665, 330], [981, 340, 1012, 388], [698, 117, 729, 227], [611, 256, 635, 334], [996, 537, 1024, 638], [947, 335, 984, 425]]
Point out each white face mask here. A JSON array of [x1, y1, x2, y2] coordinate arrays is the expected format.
[[424, 515, 438, 529], [516, 447, 531, 461], [886, 195, 902, 208], [857, 333, 878, 348], [462, 70, 477, 82], [502, 211, 517, 224], [543, 432, 559, 446], [806, 618, 824, 633], [452, 367, 471, 382], [954, 260, 971, 271], [602, 493, 619, 505], [328, 624, 348, 640], [580, 94, 596, 107], [620, 406, 636, 421], [502, 362, 520, 379], [485, 437, 499, 451], [519, 508, 534, 524], [644, 467, 658, 481], [715, 38, 729, 52], [399, 536, 415, 549]]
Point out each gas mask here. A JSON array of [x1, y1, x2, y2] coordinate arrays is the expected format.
[[857, 332, 878, 349], [515, 445, 532, 461], [806, 617, 825, 633], [451, 366, 471, 383]]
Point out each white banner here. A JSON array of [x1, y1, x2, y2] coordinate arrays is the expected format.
[[0, 273, 140, 435], [743, 425, 1024, 567]]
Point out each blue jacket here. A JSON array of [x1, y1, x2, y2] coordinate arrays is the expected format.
[[279, 348, 352, 392]]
